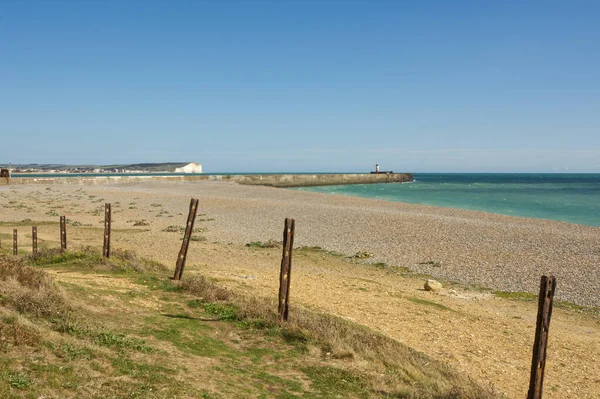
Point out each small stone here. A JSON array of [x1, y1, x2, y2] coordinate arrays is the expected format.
[[424, 279, 443, 292]]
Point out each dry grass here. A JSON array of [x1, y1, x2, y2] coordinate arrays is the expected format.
[[29, 247, 168, 273], [180, 276, 232, 302], [180, 274, 497, 399], [107, 248, 169, 272], [0, 256, 77, 349], [0, 256, 72, 321], [0, 313, 41, 347]]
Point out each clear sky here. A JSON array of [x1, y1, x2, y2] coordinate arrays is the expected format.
[[1, 1, 599, 172]]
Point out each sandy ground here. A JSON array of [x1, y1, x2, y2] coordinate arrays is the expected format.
[[1, 180, 599, 398]]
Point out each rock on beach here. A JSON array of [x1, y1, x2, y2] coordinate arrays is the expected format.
[[424, 279, 443, 292]]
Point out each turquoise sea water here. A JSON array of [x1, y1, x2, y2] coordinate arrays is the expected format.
[[299, 173, 600, 227]]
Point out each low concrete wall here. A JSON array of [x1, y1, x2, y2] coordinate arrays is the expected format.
[[7, 173, 413, 188]]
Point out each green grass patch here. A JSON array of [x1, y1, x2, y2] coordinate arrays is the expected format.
[[94, 332, 155, 353], [302, 366, 370, 398], [202, 303, 240, 322], [140, 316, 231, 358], [7, 371, 32, 389], [494, 291, 537, 301]]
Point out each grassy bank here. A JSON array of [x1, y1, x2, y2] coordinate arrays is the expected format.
[[0, 247, 497, 399]]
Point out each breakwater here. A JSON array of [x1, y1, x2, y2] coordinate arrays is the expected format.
[[5, 173, 413, 188]]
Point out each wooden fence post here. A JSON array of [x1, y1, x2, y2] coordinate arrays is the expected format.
[[527, 275, 556, 399], [32, 226, 38, 255], [13, 229, 17, 255], [173, 198, 199, 280], [0, 168, 9, 185], [278, 218, 295, 322], [103, 203, 111, 258], [60, 216, 67, 251]]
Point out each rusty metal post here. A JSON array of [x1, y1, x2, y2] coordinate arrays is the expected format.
[[173, 198, 199, 280], [13, 229, 17, 255], [278, 218, 295, 322], [527, 275, 557, 399], [60, 216, 67, 251], [103, 203, 112, 258], [32, 226, 38, 255]]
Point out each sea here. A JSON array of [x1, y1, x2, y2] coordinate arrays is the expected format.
[[10, 172, 600, 227], [298, 173, 600, 227]]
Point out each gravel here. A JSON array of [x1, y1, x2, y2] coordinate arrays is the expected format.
[[3, 180, 599, 306]]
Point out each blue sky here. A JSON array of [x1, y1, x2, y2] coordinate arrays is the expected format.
[[1, 1, 599, 172]]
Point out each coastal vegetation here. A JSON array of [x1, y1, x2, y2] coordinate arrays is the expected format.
[[0, 248, 496, 398]]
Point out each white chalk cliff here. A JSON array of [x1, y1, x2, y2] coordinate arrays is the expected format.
[[175, 163, 203, 173]]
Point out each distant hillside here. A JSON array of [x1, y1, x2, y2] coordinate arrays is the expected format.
[[1, 162, 190, 173], [96, 163, 190, 172]]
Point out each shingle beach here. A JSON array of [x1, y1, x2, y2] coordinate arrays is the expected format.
[[4, 180, 599, 306]]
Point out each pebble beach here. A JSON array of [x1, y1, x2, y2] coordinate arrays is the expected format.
[[2, 180, 599, 307]]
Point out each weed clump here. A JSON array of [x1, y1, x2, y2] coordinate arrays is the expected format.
[[162, 225, 183, 232], [245, 240, 281, 249], [132, 220, 149, 226]]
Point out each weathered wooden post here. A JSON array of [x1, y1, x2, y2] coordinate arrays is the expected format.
[[0, 168, 9, 185], [173, 198, 199, 280], [278, 218, 295, 322], [60, 216, 67, 251], [103, 203, 111, 258], [527, 275, 556, 399], [13, 229, 17, 255], [32, 226, 38, 255]]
